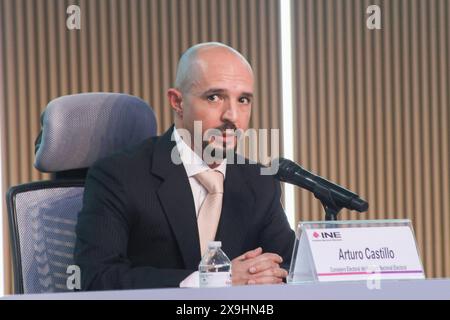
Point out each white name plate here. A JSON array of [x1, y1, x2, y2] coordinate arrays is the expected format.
[[288, 220, 425, 283]]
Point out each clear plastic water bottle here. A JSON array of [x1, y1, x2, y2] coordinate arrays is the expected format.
[[199, 241, 232, 287]]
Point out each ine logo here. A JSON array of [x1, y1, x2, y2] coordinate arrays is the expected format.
[[312, 231, 342, 241], [66, 5, 81, 30], [366, 5, 382, 30]]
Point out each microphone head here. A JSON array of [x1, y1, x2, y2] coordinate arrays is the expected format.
[[350, 197, 369, 212], [273, 157, 298, 182]]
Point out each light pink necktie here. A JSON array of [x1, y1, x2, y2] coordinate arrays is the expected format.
[[194, 170, 224, 256]]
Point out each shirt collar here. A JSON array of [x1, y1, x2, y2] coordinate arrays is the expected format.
[[173, 126, 227, 178]]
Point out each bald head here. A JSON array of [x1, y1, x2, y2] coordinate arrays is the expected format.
[[174, 42, 253, 93]]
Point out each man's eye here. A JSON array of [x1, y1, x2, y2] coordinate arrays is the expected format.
[[239, 97, 251, 104], [207, 94, 221, 102]]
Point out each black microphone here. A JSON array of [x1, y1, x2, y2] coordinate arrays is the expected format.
[[274, 157, 368, 213]]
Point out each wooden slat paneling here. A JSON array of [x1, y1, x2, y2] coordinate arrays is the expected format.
[[292, 0, 450, 278]]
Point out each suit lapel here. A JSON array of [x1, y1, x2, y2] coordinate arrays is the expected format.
[[151, 127, 255, 267], [215, 162, 255, 260], [151, 127, 201, 270]]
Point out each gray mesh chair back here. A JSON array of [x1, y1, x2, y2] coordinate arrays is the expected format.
[[7, 92, 157, 294], [7, 182, 84, 293]]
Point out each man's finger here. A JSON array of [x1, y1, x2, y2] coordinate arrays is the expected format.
[[247, 276, 283, 285], [234, 247, 263, 261], [248, 260, 278, 274], [244, 247, 263, 259], [250, 268, 288, 279], [249, 252, 283, 266]]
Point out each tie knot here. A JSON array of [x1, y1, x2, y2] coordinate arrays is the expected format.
[[194, 170, 224, 194]]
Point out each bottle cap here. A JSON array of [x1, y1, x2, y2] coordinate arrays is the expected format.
[[208, 241, 222, 249]]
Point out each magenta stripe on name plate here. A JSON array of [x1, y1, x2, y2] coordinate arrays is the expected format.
[[317, 270, 423, 276]]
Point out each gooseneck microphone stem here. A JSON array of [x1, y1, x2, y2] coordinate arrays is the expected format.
[[325, 207, 340, 221], [311, 179, 342, 221]]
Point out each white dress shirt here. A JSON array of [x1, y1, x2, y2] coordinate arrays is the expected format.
[[173, 127, 227, 287]]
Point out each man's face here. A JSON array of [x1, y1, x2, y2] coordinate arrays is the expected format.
[[174, 49, 254, 156]]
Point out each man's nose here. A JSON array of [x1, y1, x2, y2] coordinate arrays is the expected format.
[[222, 100, 238, 123]]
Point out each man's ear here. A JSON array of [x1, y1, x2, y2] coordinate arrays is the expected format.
[[167, 88, 183, 118]]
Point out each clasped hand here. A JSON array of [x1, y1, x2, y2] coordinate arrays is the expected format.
[[231, 247, 288, 285]]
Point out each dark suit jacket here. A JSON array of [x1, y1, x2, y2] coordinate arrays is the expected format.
[[74, 126, 295, 290]]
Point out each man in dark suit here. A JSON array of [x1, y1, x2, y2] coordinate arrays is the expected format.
[[74, 42, 295, 290]]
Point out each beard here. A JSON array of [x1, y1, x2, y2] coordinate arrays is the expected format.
[[202, 137, 237, 157], [202, 124, 238, 164]]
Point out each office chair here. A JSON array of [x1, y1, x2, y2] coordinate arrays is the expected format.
[[6, 92, 157, 294]]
